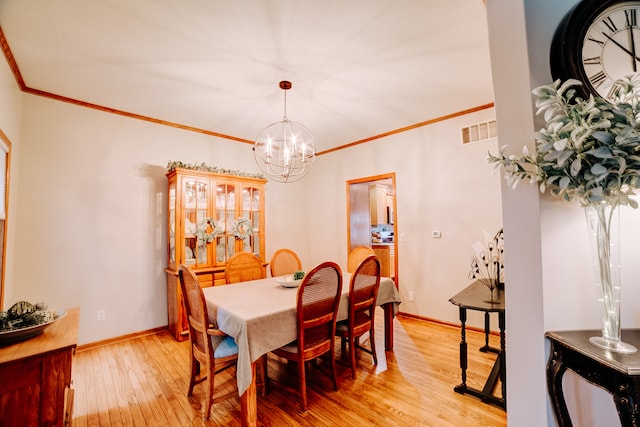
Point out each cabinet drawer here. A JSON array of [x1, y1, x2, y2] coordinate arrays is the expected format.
[[196, 271, 214, 288], [213, 271, 226, 286]]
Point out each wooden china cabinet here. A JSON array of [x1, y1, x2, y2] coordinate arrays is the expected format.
[[165, 167, 266, 341]]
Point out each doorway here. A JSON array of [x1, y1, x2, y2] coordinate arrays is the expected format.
[[347, 173, 398, 285]]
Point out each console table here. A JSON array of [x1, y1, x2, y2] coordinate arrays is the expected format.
[[546, 329, 640, 426], [449, 281, 506, 409]]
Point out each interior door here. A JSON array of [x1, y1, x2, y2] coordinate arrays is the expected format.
[[347, 173, 398, 285], [348, 182, 371, 251]]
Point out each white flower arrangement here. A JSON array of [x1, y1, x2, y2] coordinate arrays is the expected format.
[[232, 218, 254, 240]]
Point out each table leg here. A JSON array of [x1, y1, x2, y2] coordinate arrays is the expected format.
[[454, 307, 468, 394], [240, 361, 258, 427], [480, 311, 491, 351], [546, 340, 572, 427], [498, 311, 506, 407], [481, 352, 501, 397], [614, 388, 640, 427], [479, 312, 500, 354], [383, 303, 394, 350]]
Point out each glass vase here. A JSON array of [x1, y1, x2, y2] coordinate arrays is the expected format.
[[584, 202, 637, 354]]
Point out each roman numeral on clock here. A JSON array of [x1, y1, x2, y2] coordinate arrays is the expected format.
[[626, 9, 637, 27], [587, 36, 605, 46], [603, 16, 618, 33], [589, 71, 608, 88]]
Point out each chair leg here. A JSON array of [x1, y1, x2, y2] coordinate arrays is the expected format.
[[188, 356, 198, 397], [331, 345, 339, 392], [203, 362, 214, 421], [348, 333, 357, 379], [369, 324, 378, 365], [297, 356, 308, 411]]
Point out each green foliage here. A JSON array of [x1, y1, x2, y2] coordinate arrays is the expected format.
[[166, 161, 265, 179], [293, 270, 305, 280], [487, 75, 640, 209]]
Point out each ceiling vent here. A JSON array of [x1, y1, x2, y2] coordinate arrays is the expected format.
[[461, 120, 497, 144]]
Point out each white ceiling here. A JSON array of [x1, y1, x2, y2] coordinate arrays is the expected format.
[[0, 0, 494, 153]]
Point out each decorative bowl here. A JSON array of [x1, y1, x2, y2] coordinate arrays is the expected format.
[[275, 275, 302, 288], [0, 310, 66, 345]]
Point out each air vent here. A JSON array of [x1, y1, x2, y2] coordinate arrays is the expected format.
[[461, 120, 497, 144]]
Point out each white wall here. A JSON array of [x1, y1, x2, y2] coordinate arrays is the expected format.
[[485, 1, 546, 425]]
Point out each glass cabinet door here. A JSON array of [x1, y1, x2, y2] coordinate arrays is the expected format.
[[241, 185, 262, 257], [215, 182, 237, 263], [167, 171, 265, 270], [168, 181, 176, 268], [183, 178, 210, 266]]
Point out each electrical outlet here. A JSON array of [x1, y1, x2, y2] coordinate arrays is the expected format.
[[432, 230, 442, 238], [399, 232, 406, 242], [408, 291, 415, 301], [97, 309, 106, 322]]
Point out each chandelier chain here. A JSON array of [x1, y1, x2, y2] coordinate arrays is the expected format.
[[283, 89, 288, 121]]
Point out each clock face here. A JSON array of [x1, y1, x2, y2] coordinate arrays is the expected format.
[[581, 2, 640, 100], [550, 0, 640, 101]]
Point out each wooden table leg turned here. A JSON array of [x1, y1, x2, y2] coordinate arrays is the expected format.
[[240, 361, 258, 427]]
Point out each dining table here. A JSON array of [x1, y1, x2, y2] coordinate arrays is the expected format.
[[202, 272, 401, 427]]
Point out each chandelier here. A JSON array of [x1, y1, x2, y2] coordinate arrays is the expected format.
[[253, 81, 316, 183]]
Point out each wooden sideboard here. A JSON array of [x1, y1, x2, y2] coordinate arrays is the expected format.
[[0, 307, 79, 427]]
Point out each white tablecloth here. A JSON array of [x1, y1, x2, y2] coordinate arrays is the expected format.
[[202, 273, 400, 395]]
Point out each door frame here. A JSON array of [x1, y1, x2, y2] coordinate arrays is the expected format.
[[0, 130, 11, 309], [346, 172, 398, 286]]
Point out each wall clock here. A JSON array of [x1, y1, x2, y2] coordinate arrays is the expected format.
[[550, 0, 640, 101]]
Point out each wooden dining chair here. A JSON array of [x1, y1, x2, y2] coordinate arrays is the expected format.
[[224, 252, 264, 284], [178, 265, 239, 420], [269, 248, 302, 277], [335, 255, 381, 379], [347, 246, 376, 273], [269, 261, 343, 411]]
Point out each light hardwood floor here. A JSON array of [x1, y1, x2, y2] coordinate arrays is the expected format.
[[72, 313, 507, 426]]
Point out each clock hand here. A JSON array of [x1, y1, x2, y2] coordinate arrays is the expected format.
[[602, 32, 640, 62], [629, 26, 638, 72]]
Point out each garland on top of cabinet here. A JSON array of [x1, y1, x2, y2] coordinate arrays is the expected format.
[[167, 161, 265, 179]]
